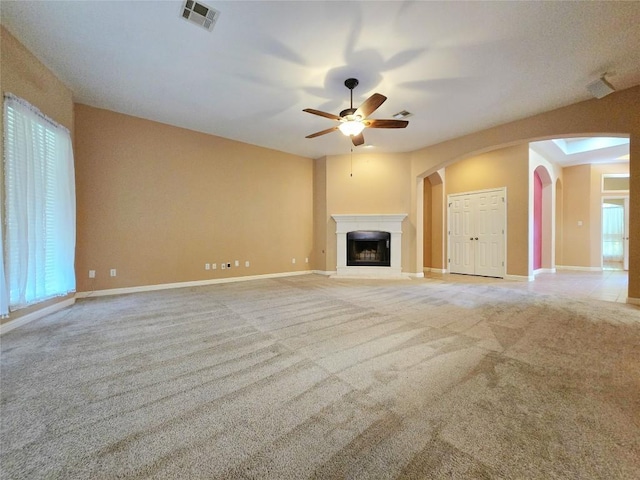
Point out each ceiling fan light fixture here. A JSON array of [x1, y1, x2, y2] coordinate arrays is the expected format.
[[339, 120, 365, 137]]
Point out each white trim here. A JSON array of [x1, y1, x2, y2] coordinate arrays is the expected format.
[[601, 195, 630, 271], [555, 265, 603, 272], [0, 297, 75, 335], [330, 273, 411, 281], [312, 270, 336, 276], [505, 274, 534, 282], [75, 271, 313, 298], [448, 187, 507, 197], [534, 268, 556, 275], [627, 297, 640, 307], [331, 214, 408, 226], [601, 173, 629, 194], [408, 272, 424, 278], [423, 267, 447, 274]]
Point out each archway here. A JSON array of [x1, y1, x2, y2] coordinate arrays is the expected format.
[[422, 170, 445, 273], [410, 85, 638, 301], [533, 165, 554, 273]]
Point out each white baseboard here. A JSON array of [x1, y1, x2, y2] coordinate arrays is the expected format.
[[0, 297, 76, 335], [312, 270, 336, 276], [423, 267, 447, 274], [410, 272, 425, 278], [556, 265, 603, 272], [76, 270, 314, 298], [505, 274, 535, 282], [627, 297, 640, 307], [534, 268, 556, 275]]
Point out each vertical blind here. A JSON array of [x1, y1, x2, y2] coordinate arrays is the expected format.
[[1, 94, 76, 315]]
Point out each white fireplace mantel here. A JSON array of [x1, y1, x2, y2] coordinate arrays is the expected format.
[[331, 214, 407, 278]]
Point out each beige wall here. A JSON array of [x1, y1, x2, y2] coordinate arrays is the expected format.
[[423, 171, 445, 271], [562, 165, 592, 267], [0, 26, 75, 323], [555, 180, 564, 266], [312, 157, 328, 272], [410, 86, 640, 300], [316, 152, 413, 273], [431, 180, 445, 270], [74, 104, 313, 292], [0, 27, 74, 133], [444, 144, 530, 277], [561, 163, 630, 268]]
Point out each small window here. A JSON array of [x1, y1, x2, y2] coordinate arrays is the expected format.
[[602, 174, 629, 193]]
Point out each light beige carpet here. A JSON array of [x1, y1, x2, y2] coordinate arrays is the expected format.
[[1, 274, 639, 479]]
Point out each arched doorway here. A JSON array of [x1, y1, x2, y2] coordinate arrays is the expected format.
[[422, 170, 445, 273], [533, 165, 554, 273]]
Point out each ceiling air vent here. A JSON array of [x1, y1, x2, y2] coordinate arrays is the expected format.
[[392, 110, 413, 119], [181, 0, 220, 32]]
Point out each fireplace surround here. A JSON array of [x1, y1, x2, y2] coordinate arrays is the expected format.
[[332, 214, 407, 278]]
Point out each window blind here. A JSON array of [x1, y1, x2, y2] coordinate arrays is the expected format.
[[2, 94, 76, 313]]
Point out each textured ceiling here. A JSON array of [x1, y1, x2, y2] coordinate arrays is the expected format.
[[2, 1, 640, 159]]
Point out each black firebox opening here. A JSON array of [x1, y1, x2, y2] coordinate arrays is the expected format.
[[347, 231, 391, 267]]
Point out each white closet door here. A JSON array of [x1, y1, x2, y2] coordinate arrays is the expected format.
[[449, 195, 475, 274], [475, 191, 504, 277], [448, 189, 505, 278]]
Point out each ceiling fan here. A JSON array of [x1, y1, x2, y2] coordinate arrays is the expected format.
[[303, 78, 408, 147]]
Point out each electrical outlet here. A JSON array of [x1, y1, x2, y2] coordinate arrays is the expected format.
[[234, 260, 239, 267], [221, 263, 226, 270], [305, 258, 309, 263], [110, 269, 117, 277], [205, 263, 210, 270], [212, 263, 217, 270], [227, 263, 231, 268], [245, 261, 250, 267], [292, 258, 296, 264], [88, 270, 96, 278]]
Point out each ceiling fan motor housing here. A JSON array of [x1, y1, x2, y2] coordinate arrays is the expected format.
[[340, 108, 357, 118]]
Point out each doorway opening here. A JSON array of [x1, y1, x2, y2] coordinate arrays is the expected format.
[[602, 197, 629, 271]]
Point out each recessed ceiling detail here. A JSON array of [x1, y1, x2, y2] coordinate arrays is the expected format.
[[552, 137, 629, 155], [181, 0, 219, 32], [530, 137, 630, 167]]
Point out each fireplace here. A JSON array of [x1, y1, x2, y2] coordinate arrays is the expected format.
[[347, 231, 390, 266], [331, 214, 407, 278]]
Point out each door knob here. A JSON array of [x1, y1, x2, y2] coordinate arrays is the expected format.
[[470, 237, 473, 241], [475, 237, 478, 240]]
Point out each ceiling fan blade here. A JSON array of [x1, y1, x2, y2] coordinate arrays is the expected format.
[[351, 133, 365, 147], [354, 93, 386, 119], [305, 126, 339, 139], [365, 119, 408, 129], [303, 108, 342, 121]]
